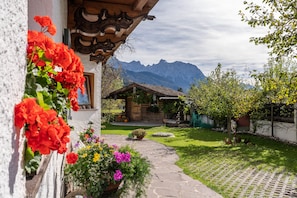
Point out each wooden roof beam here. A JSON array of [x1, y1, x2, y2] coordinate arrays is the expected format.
[[133, 0, 148, 11]]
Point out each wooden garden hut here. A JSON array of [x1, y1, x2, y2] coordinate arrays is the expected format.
[[105, 82, 185, 123]]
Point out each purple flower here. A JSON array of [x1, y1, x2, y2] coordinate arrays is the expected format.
[[114, 151, 131, 163], [91, 135, 97, 142], [123, 152, 131, 162], [113, 170, 123, 181], [114, 151, 122, 163], [74, 141, 80, 148]]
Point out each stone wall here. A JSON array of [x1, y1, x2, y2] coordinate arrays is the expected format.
[[0, 0, 28, 197]]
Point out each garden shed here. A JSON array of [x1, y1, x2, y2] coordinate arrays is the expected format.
[[105, 82, 185, 123]]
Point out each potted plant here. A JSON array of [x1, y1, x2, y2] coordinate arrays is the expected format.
[[78, 122, 101, 144], [131, 128, 147, 140], [64, 132, 151, 198]]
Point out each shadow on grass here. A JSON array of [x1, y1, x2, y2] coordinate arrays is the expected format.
[[174, 135, 297, 174], [186, 128, 227, 142], [102, 124, 297, 174]]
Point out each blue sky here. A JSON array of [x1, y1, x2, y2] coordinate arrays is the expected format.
[[115, 0, 269, 81]]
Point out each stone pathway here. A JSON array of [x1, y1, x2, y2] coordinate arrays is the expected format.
[[103, 135, 222, 198], [194, 155, 297, 198], [103, 135, 297, 198]]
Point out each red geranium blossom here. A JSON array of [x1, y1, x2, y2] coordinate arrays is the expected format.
[[15, 16, 85, 155], [66, 152, 79, 164], [27, 16, 85, 111], [15, 98, 70, 155], [34, 16, 56, 35]]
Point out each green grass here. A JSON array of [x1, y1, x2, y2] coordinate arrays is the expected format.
[[102, 109, 122, 114], [101, 123, 153, 135], [101, 124, 297, 197]]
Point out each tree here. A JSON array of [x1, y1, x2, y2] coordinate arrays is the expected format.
[[101, 63, 123, 98], [239, 0, 297, 59], [188, 64, 256, 134], [251, 58, 297, 135], [101, 63, 123, 115], [252, 58, 297, 105]]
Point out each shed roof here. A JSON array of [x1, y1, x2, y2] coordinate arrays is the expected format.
[[105, 82, 185, 99]]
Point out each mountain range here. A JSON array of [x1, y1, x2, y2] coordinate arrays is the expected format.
[[108, 58, 206, 93]]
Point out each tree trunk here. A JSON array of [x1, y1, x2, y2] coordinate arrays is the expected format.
[[227, 116, 232, 138], [271, 104, 274, 137]]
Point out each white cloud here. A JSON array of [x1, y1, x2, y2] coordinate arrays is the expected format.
[[115, 0, 269, 78]]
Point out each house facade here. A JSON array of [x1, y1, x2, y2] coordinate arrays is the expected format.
[[0, 0, 158, 197]]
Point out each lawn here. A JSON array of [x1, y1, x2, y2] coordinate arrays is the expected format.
[[101, 124, 297, 197]]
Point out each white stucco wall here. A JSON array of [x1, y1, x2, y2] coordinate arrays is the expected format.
[[251, 120, 297, 143], [0, 0, 28, 197]]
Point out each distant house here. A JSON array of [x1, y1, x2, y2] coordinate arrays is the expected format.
[[105, 83, 185, 123]]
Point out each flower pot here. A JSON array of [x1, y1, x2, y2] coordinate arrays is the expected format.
[[102, 181, 121, 196], [136, 135, 145, 140]]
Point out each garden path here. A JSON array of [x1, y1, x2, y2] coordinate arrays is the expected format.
[[103, 134, 223, 198], [104, 134, 297, 198]]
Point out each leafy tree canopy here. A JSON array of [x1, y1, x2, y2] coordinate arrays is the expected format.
[[251, 58, 297, 105], [189, 64, 257, 133], [101, 63, 124, 114], [239, 0, 297, 59]]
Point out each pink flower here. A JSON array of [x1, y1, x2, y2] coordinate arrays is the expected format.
[[114, 151, 131, 163], [123, 152, 131, 163], [113, 170, 123, 181]]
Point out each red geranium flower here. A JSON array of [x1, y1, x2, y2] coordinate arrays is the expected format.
[[66, 153, 79, 164], [15, 98, 71, 155], [34, 16, 56, 35]]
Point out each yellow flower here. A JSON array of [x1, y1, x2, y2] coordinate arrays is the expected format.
[[93, 153, 100, 162], [82, 153, 87, 158]]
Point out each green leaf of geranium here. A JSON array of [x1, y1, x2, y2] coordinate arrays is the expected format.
[[36, 91, 51, 110], [57, 82, 63, 92], [25, 146, 34, 164]]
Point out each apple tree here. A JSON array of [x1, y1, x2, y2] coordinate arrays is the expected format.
[[189, 64, 257, 135]]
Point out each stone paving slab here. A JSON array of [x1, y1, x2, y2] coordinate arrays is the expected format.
[[103, 135, 223, 198], [194, 155, 297, 198]]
